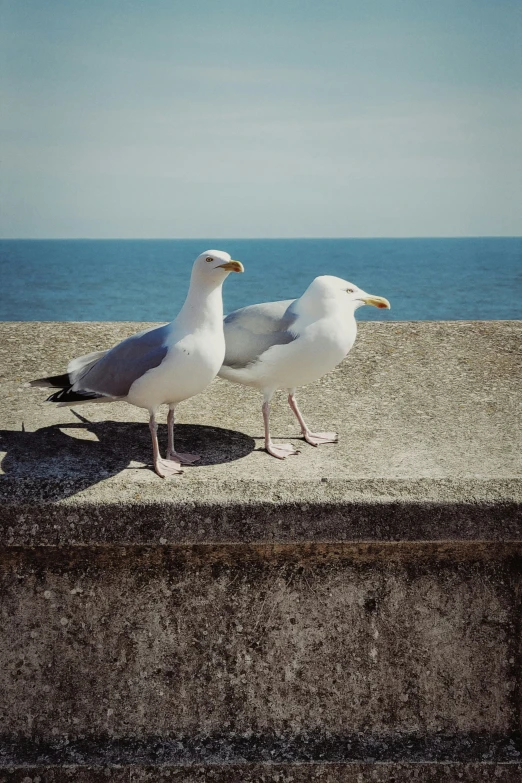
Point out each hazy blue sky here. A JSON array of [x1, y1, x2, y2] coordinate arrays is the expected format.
[[1, 0, 521, 238]]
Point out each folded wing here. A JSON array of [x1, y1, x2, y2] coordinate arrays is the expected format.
[[32, 324, 171, 404], [223, 300, 298, 369]]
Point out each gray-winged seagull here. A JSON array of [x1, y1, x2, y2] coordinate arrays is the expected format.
[[219, 275, 390, 459], [31, 250, 244, 477]]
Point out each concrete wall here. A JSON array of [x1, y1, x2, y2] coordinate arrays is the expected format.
[[0, 321, 521, 781]]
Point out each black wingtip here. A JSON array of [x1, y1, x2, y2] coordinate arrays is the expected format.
[[46, 388, 102, 404], [30, 373, 71, 389]]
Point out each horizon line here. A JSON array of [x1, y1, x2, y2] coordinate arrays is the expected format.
[[1, 235, 521, 242]]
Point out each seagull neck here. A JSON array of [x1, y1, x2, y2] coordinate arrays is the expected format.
[[177, 278, 224, 330]]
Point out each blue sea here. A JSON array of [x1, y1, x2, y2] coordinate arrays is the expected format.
[[0, 238, 521, 321]]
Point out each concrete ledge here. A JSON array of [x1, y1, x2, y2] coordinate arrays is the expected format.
[[0, 321, 521, 779], [1, 321, 521, 545], [1, 482, 521, 546]]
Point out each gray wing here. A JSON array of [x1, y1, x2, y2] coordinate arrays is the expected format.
[[223, 300, 298, 369], [73, 323, 171, 398], [67, 350, 110, 384]]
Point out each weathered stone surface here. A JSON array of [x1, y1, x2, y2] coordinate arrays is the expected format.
[[0, 545, 520, 745], [0, 772, 129, 782], [2, 764, 522, 782], [0, 321, 520, 778], [0, 321, 521, 544]]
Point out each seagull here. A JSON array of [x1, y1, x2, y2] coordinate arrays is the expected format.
[[219, 275, 390, 459], [30, 250, 244, 477]]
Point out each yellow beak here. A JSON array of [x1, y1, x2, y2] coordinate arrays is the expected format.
[[217, 260, 244, 273], [362, 294, 391, 310]]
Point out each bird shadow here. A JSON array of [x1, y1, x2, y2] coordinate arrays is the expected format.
[[0, 411, 255, 500]]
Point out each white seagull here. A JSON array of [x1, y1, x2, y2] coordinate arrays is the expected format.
[[219, 275, 390, 459], [31, 250, 244, 477]]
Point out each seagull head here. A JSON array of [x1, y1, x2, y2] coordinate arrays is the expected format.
[[192, 250, 244, 286], [344, 280, 391, 311], [303, 276, 390, 314]]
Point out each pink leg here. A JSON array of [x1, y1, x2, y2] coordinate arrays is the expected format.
[[288, 393, 338, 447], [167, 407, 200, 464], [262, 400, 299, 460], [149, 411, 183, 478]]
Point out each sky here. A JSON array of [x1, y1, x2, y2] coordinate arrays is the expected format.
[[1, 0, 521, 238]]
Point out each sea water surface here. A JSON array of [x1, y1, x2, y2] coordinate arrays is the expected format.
[[0, 238, 521, 321]]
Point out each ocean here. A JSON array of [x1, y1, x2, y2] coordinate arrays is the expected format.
[[0, 238, 521, 322]]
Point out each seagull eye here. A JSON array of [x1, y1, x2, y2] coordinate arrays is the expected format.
[[205, 257, 213, 262], [346, 288, 354, 293]]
